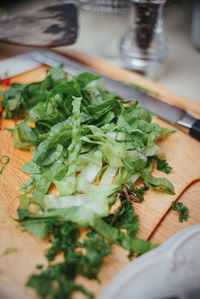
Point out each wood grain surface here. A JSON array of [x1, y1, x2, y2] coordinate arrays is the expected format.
[[0, 61, 200, 299]]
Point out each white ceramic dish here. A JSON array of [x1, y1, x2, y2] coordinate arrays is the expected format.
[[99, 224, 200, 299]]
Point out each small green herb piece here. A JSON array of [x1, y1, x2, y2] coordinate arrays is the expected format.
[[132, 185, 149, 202], [0, 166, 4, 175], [105, 199, 139, 236], [130, 83, 150, 94], [153, 156, 172, 174], [3, 128, 14, 133], [171, 201, 189, 222], [0, 155, 10, 165], [127, 182, 149, 202], [104, 198, 139, 259], [0, 246, 16, 257]]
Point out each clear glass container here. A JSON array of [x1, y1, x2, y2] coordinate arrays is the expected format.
[[75, 0, 130, 13], [73, 0, 131, 58], [120, 0, 167, 80], [91, 0, 131, 58]]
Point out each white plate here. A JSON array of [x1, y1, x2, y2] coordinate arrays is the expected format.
[[99, 224, 200, 299]]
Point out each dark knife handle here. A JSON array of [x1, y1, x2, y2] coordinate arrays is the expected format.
[[190, 120, 200, 141]]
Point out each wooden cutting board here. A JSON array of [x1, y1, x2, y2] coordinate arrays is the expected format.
[[0, 55, 200, 299]]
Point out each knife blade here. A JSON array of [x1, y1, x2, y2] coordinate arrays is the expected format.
[[29, 49, 200, 141], [1, 49, 199, 141], [31, 49, 183, 122]]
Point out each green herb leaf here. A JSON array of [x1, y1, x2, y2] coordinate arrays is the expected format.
[[127, 182, 149, 202], [0, 166, 4, 174], [153, 156, 172, 174], [171, 201, 189, 222], [0, 246, 16, 257], [104, 199, 139, 236]]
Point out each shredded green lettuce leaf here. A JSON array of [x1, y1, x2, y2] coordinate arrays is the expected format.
[[1, 66, 176, 299]]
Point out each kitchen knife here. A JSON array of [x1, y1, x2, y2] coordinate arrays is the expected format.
[[1, 49, 199, 141], [29, 49, 200, 141]]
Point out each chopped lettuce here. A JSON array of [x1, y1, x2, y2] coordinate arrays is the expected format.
[[76, 150, 103, 193], [1, 66, 175, 299], [43, 185, 117, 218], [54, 97, 82, 195], [142, 168, 175, 194], [19, 205, 157, 254]]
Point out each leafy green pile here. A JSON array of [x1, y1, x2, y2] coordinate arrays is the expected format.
[[1, 66, 175, 298], [24, 200, 139, 299]]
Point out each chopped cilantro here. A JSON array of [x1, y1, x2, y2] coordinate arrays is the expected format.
[[27, 220, 109, 298], [127, 182, 149, 202], [171, 201, 189, 222], [104, 199, 139, 236], [153, 156, 172, 174], [132, 185, 149, 202]]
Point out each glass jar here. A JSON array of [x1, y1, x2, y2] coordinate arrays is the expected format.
[[92, 0, 131, 58], [75, 0, 130, 13], [120, 0, 167, 80], [73, 0, 131, 58]]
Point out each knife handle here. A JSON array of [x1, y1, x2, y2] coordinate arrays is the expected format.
[[176, 111, 200, 142], [190, 119, 200, 141]]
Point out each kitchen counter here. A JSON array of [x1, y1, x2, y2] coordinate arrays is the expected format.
[[0, 1, 199, 103]]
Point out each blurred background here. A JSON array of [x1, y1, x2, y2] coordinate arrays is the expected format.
[[0, 0, 199, 102]]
